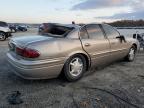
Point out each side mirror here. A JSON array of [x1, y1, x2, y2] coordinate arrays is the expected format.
[[116, 35, 126, 42]]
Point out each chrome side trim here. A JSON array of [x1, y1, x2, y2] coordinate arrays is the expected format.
[[91, 51, 111, 56], [111, 48, 128, 53], [90, 48, 128, 56]]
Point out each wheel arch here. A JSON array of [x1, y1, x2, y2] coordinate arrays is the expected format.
[[65, 51, 91, 71], [132, 43, 137, 50], [78, 53, 90, 71]]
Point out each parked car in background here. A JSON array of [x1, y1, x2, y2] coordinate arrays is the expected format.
[[38, 23, 48, 34], [9, 24, 17, 33], [17, 25, 27, 32], [38, 23, 57, 34], [7, 23, 139, 81], [0, 21, 12, 41], [133, 33, 144, 49]]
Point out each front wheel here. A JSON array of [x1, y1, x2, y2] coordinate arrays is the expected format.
[[125, 45, 136, 62], [63, 54, 86, 82], [0, 32, 6, 41]]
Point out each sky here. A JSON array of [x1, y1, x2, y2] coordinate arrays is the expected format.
[[0, 0, 144, 24]]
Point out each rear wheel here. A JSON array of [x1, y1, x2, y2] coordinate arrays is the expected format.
[[0, 32, 6, 41], [63, 54, 86, 82], [125, 45, 136, 62]]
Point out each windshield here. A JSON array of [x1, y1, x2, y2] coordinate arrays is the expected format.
[[39, 24, 74, 37]]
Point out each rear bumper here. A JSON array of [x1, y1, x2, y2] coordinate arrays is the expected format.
[[7, 53, 64, 80]]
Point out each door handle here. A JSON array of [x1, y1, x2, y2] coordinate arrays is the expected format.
[[84, 43, 91, 47]]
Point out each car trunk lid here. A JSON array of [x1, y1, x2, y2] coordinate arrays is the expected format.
[[8, 35, 54, 58], [10, 35, 53, 47]]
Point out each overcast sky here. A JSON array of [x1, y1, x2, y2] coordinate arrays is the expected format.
[[0, 0, 143, 24]]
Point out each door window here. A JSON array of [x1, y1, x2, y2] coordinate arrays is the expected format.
[[86, 24, 104, 39], [102, 24, 120, 39]]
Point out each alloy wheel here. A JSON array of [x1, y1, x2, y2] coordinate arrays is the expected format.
[[69, 57, 84, 77]]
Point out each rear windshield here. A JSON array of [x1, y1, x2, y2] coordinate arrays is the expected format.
[[40, 24, 74, 37], [0, 22, 8, 27]]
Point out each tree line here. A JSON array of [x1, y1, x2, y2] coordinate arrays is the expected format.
[[107, 19, 144, 27]]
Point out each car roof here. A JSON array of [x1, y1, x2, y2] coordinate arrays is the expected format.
[[42, 23, 81, 29], [63, 24, 80, 29]]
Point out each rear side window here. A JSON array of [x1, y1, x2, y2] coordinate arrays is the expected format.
[[102, 24, 120, 39], [86, 24, 104, 39], [0, 22, 8, 27], [80, 26, 89, 39]]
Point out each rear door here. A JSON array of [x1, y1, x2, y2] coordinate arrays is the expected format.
[[80, 24, 111, 66], [101, 24, 129, 60]]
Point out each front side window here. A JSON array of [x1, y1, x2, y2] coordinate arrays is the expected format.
[[86, 24, 104, 39], [102, 24, 120, 39]]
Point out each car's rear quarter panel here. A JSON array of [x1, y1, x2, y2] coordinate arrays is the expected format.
[[15, 38, 87, 78], [27, 38, 86, 62]]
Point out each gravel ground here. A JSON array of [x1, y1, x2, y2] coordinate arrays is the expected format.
[[0, 28, 144, 108]]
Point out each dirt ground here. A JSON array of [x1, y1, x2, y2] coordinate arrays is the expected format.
[[0, 28, 144, 108]]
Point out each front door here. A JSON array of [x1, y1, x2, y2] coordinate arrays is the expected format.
[[102, 24, 129, 61]]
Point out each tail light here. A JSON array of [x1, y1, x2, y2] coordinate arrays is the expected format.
[[16, 47, 40, 58]]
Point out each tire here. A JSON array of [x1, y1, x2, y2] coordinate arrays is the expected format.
[[63, 54, 87, 82], [125, 45, 136, 62], [0, 32, 6, 41]]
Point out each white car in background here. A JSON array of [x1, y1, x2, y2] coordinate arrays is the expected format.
[[0, 21, 12, 41]]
